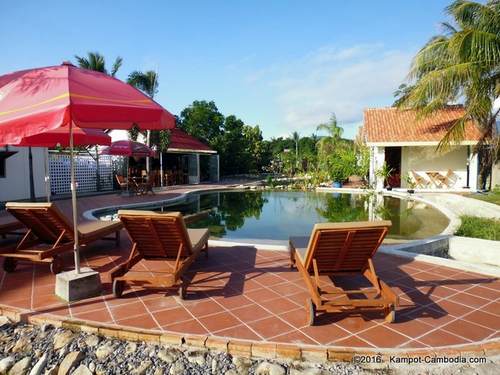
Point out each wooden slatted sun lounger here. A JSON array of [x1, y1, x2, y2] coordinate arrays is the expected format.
[[289, 221, 398, 325], [110, 210, 209, 299], [410, 171, 427, 188], [2, 202, 123, 274]]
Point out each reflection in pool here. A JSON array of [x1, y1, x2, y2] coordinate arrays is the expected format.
[[96, 190, 449, 242]]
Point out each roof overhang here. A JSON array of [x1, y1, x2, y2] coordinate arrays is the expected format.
[[166, 148, 217, 155], [366, 140, 478, 147]]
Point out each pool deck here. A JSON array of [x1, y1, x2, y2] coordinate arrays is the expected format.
[[0, 187, 499, 358]]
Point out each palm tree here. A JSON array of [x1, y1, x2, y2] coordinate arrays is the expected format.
[[127, 71, 160, 174], [396, 0, 500, 186], [74, 52, 123, 77], [316, 114, 344, 158]]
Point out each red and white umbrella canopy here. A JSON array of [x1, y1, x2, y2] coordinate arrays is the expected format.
[[0, 62, 175, 145]]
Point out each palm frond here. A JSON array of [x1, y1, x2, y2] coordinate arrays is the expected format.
[[111, 57, 123, 77]]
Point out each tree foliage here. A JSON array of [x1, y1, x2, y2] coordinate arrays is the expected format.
[[74, 52, 123, 77], [396, 0, 500, 185]]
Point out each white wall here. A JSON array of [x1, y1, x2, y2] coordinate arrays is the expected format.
[[400, 146, 476, 189], [0, 147, 47, 202]]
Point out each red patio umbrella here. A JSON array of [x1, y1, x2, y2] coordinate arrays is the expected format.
[[0, 62, 175, 275], [100, 139, 155, 158], [1, 128, 112, 202]]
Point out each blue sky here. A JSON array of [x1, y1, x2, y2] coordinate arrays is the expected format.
[[1, 0, 453, 139]]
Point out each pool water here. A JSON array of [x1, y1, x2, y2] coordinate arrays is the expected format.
[[96, 190, 449, 242]]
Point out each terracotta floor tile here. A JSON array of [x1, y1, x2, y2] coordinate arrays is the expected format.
[[164, 319, 208, 335], [300, 324, 350, 345], [231, 304, 272, 323], [464, 285, 500, 300], [245, 287, 281, 303], [271, 282, 305, 297], [271, 329, 317, 345], [110, 301, 149, 321], [398, 340, 430, 349], [117, 313, 160, 330], [383, 319, 434, 338], [198, 311, 241, 332], [248, 316, 295, 339], [213, 293, 254, 310], [182, 299, 224, 318], [74, 308, 113, 323], [429, 299, 475, 318], [481, 301, 500, 316], [152, 306, 193, 327], [462, 310, 500, 331], [142, 296, 179, 312], [441, 319, 494, 342], [279, 308, 308, 329], [214, 324, 261, 340], [418, 329, 470, 347], [331, 334, 374, 348], [259, 297, 300, 315], [448, 292, 491, 309], [69, 298, 109, 315], [358, 324, 410, 347], [329, 313, 378, 334]]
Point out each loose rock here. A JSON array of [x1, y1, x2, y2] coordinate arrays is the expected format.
[[95, 343, 114, 361], [0, 356, 15, 375], [52, 331, 75, 351], [8, 357, 31, 375], [255, 361, 286, 375], [168, 360, 185, 375], [28, 353, 48, 375], [43, 366, 58, 375], [83, 335, 99, 348], [130, 360, 151, 375], [57, 351, 83, 375], [125, 342, 137, 355], [12, 337, 32, 354], [157, 349, 176, 364], [70, 365, 92, 375], [0, 317, 11, 328]]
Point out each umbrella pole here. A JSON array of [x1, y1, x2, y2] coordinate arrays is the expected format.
[[69, 123, 81, 274], [44, 149, 51, 203]]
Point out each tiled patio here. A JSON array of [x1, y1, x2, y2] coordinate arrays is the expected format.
[[0, 234, 498, 349]]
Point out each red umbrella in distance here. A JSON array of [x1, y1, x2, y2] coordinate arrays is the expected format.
[[101, 140, 155, 158], [0, 62, 175, 275]]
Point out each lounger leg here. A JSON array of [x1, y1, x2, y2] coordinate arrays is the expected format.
[[115, 230, 121, 246], [204, 243, 208, 258]]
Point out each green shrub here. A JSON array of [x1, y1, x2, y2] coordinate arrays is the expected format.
[[455, 215, 500, 240]]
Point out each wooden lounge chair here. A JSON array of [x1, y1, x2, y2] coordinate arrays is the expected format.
[[110, 210, 209, 299], [289, 221, 398, 325], [2, 202, 123, 274]]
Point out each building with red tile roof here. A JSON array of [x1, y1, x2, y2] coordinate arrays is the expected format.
[[361, 106, 480, 191]]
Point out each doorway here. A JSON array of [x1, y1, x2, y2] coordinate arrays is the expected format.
[[385, 147, 402, 188]]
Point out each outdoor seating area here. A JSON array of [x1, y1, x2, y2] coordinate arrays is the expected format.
[[0, 224, 498, 349], [408, 169, 458, 189]]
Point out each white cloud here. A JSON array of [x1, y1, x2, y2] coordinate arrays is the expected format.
[[246, 44, 414, 138]]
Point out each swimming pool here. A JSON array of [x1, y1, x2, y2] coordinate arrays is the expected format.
[[95, 190, 449, 242]]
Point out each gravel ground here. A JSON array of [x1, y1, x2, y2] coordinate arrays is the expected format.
[[0, 318, 498, 375]]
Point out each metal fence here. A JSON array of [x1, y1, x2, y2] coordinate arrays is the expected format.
[[49, 152, 115, 195]]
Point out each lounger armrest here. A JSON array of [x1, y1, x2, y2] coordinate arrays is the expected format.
[[184, 210, 211, 225]]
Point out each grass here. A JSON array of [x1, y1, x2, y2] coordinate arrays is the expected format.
[[467, 187, 500, 206], [455, 215, 500, 241]]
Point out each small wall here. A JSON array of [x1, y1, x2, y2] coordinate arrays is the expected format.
[[400, 146, 474, 189], [0, 147, 47, 202]]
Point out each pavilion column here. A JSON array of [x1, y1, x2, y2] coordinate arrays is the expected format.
[[371, 146, 385, 191], [469, 152, 479, 191]]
